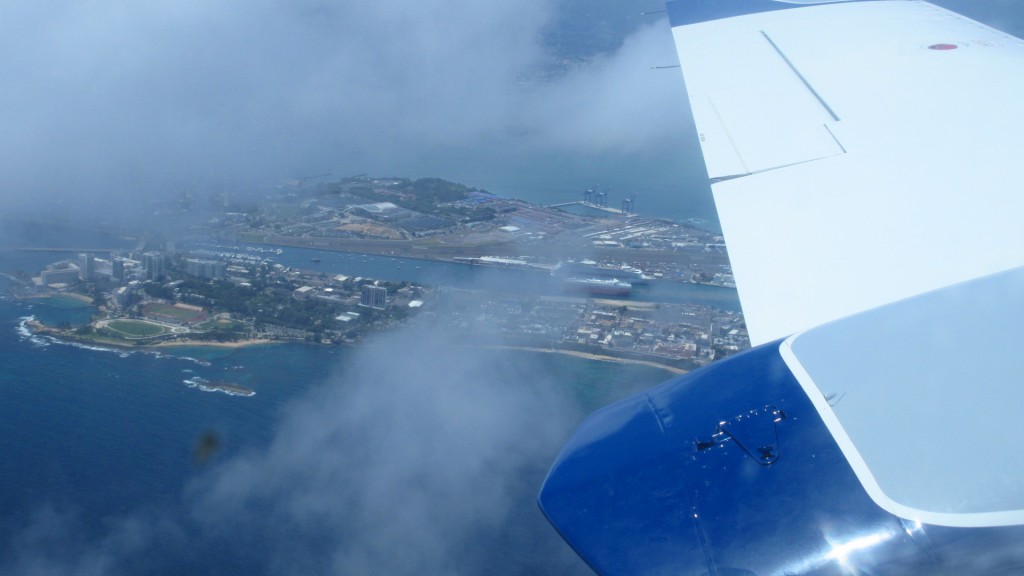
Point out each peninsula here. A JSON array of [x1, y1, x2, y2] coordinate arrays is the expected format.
[[8, 174, 749, 369]]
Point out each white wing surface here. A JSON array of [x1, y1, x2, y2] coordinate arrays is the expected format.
[[670, 0, 1024, 345]]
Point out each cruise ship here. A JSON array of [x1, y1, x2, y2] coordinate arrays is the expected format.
[[552, 260, 652, 285], [562, 277, 632, 296]]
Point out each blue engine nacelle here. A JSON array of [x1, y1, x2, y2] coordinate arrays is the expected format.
[[539, 341, 1024, 575]]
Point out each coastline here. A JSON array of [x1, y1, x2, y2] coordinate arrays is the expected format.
[[58, 292, 95, 304], [27, 318, 688, 372], [17, 291, 95, 304], [24, 320, 279, 351], [150, 338, 278, 349]]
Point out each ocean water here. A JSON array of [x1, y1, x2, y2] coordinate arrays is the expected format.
[[0, 253, 676, 574], [0, 299, 333, 571]]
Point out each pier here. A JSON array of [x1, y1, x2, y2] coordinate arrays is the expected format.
[[545, 201, 630, 216]]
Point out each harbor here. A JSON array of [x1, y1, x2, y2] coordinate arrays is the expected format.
[[220, 241, 741, 309]]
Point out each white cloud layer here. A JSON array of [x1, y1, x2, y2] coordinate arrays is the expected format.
[[187, 324, 588, 575], [0, 0, 688, 216]]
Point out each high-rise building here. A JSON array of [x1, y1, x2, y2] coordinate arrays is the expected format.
[[143, 252, 164, 281], [360, 285, 388, 310], [111, 258, 125, 281], [185, 258, 225, 280], [78, 253, 95, 282]]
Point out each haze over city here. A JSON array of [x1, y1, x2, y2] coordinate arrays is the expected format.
[[0, 0, 706, 225]]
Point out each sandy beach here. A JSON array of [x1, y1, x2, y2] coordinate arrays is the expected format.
[[59, 292, 96, 304], [17, 291, 94, 304]]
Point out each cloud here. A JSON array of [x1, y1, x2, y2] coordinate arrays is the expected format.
[[1, 317, 600, 575], [186, 322, 588, 575], [1, 0, 1018, 221], [525, 18, 690, 154], [0, 506, 184, 576], [0, 0, 687, 219], [0, 0, 545, 203]]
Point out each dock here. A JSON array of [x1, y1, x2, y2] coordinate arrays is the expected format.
[[545, 201, 631, 216]]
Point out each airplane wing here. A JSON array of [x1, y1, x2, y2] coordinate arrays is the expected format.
[[540, 1, 1024, 574], [672, 0, 1024, 346]]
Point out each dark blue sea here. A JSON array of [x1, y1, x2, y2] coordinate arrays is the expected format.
[[0, 249, 678, 575]]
